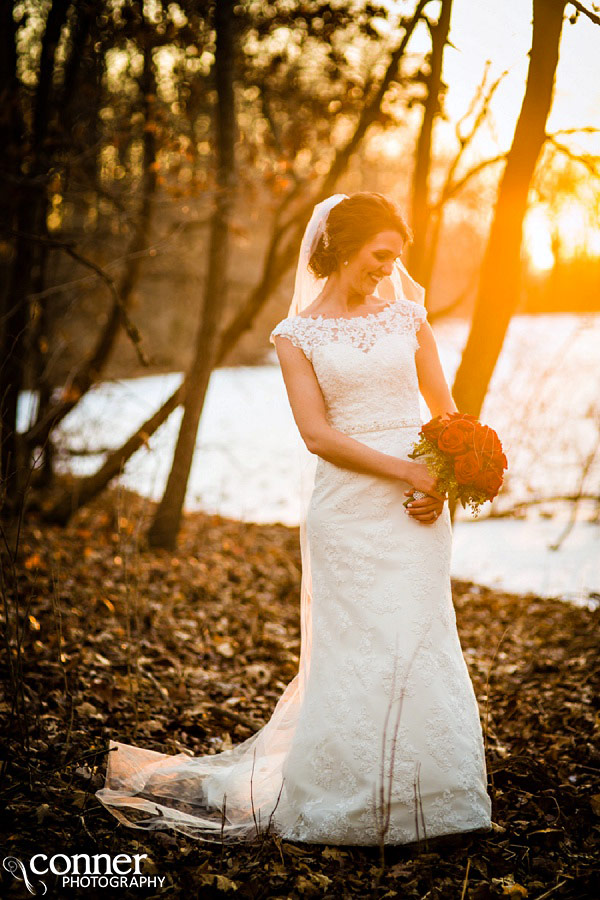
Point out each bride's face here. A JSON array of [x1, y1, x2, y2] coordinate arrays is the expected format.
[[344, 229, 405, 295]]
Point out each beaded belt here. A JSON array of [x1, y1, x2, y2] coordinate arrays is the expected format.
[[338, 417, 422, 435]]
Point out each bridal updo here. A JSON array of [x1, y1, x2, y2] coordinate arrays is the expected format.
[[308, 192, 413, 279]]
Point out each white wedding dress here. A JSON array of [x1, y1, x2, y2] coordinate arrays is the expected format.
[[96, 294, 492, 845]]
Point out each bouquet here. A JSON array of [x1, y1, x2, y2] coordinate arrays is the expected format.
[[403, 412, 508, 516]]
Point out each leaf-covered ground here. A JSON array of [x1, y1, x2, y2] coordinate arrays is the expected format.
[[1, 486, 598, 899]]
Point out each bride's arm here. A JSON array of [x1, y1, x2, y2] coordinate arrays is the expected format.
[[273, 335, 442, 498], [414, 320, 459, 417]]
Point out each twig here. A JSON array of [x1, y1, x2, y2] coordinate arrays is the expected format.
[[375, 639, 402, 871], [416, 761, 427, 851], [534, 880, 568, 900], [79, 813, 97, 845], [549, 422, 600, 550], [139, 667, 172, 704], [219, 792, 227, 864], [4, 228, 150, 366], [250, 747, 260, 839], [262, 776, 285, 845], [548, 126, 600, 136], [412, 764, 421, 845], [206, 703, 265, 732], [375, 628, 431, 873], [567, 1, 600, 26], [545, 136, 600, 178], [431, 64, 509, 213], [482, 624, 512, 789], [462, 492, 600, 521], [460, 857, 471, 900]]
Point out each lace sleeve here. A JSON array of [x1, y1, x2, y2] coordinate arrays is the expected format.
[[270, 318, 313, 361], [409, 300, 427, 330], [405, 299, 427, 349]]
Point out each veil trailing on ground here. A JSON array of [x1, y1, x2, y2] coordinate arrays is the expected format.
[[95, 193, 427, 843]]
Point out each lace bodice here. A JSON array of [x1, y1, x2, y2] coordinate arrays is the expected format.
[[270, 297, 427, 435]]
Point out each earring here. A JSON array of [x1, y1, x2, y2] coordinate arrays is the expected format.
[[343, 260, 348, 266]]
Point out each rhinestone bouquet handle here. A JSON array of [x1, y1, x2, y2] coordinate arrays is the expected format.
[[403, 489, 428, 508]]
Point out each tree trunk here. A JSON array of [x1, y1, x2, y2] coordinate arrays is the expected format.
[[43, 384, 184, 525], [146, 0, 236, 550], [29, 2, 100, 489], [0, 0, 22, 514], [0, 0, 71, 514], [409, 0, 453, 284], [451, 0, 566, 418]]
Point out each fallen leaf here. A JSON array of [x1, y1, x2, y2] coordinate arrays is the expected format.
[[198, 873, 238, 891]]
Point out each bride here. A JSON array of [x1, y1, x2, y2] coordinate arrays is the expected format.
[[96, 191, 493, 846]]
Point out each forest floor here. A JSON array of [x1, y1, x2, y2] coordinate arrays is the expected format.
[[0, 485, 598, 899]]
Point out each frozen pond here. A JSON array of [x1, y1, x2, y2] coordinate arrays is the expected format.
[[19, 314, 600, 608]]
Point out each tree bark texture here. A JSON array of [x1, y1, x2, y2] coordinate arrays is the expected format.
[[146, 0, 236, 549], [0, 0, 71, 513], [409, 0, 453, 284]]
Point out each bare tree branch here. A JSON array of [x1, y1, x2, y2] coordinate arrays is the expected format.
[[42, 383, 185, 525], [419, 64, 509, 289], [545, 135, 600, 177], [567, 1, 600, 26], [548, 126, 600, 136], [24, 34, 160, 450], [5, 228, 149, 366], [441, 66, 509, 203], [467, 492, 600, 521], [23, 219, 198, 304]]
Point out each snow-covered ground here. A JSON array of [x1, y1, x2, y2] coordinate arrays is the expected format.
[[18, 314, 600, 608]]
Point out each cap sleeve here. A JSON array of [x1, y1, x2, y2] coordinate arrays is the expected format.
[[411, 302, 427, 330], [270, 318, 313, 361], [390, 298, 428, 352]]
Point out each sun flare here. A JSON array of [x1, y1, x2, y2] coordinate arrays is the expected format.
[[524, 206, 555, 272], [524, 201, 600, 272]]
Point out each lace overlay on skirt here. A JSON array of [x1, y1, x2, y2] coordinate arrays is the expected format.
[[95, 297, 492, 845]]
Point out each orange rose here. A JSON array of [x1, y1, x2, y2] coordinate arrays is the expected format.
[[474, 469, 503, 498], [421, 415, 446, 443], [449, 419, 477, 448], [448, 412, 479, 425], [489, 450, 508, 472], [454, 451, 482, 484], [438, 422, 469, 455], [472, 425, 502, 454]]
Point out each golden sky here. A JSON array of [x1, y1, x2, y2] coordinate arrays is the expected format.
[[441, 0, 600, 151], [411, 0, 600, 266]]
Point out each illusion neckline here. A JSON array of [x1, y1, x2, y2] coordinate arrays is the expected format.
[[294, 298, 402, 323]]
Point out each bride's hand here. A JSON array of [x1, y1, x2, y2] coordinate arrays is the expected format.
[[404, 490, 446, 524], [404, 461, 443, 499], [403, 462, 446, 525]]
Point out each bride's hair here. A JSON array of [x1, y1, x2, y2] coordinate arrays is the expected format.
[[308, 192, 413, 278]]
